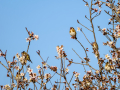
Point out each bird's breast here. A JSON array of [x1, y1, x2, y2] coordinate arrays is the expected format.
[[70, 31, 76, 36]]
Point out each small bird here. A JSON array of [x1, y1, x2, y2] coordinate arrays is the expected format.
[[105, 62, 110, 72], [92, 42, 99, 50], [21, 51, 32, 63], [69, 27, 77, 39], [16, 72, 22, 80]]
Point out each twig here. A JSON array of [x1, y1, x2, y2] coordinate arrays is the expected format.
[[77, 22, 93, 32], [27, 41, 30, 53], [69, 73, 74, 84], [58, 58, 63, 90], [72, 48, 85, 62], [75, 39, 88, 58], [92, 12, 101, 20], [85, 15, 90, 21], [0, 62, 16, 79], [72, 61, 97, 71], [81, 30, 91, 45]]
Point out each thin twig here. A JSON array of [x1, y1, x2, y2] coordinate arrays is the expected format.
[[72, 61, 97, 71], [27, 41, 30, 53], [69, 73, 74, 85], [81, 30, 91, 45], [58, 58, 62, 90], [77, 22, 93, 32], [0, 62, 16, 79], [75, 39, 88, 58], [72, 48, 85, 62]]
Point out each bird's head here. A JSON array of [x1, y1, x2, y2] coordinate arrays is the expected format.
[[22, 51, 25, 54], [70, 27, 74, 30], [21, 51, 26, 56], [22, 51, 25, 53]]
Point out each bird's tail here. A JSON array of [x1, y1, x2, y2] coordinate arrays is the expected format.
[[30, 60, 32, 63], [75, 37, 77, 39]]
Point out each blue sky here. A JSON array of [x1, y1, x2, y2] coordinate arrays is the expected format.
[[0, 0, 118, 89]]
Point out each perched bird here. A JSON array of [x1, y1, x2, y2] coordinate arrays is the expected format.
[[92, 42, 99, 50], [21, 51, 32, 63], [16, 72, 22, 80], [105, 62, 110, 72], [69, 27, 77, 39]]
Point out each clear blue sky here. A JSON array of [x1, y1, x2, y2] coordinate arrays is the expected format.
[[0, 0, 118, 89]]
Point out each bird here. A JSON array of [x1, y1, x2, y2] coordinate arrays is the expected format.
[[69, 27, 77, 39], [21, 51, 32, 63], [105, 62, 110, 72], [92, 42, 99, 50], [16, 72, 22, 80]]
